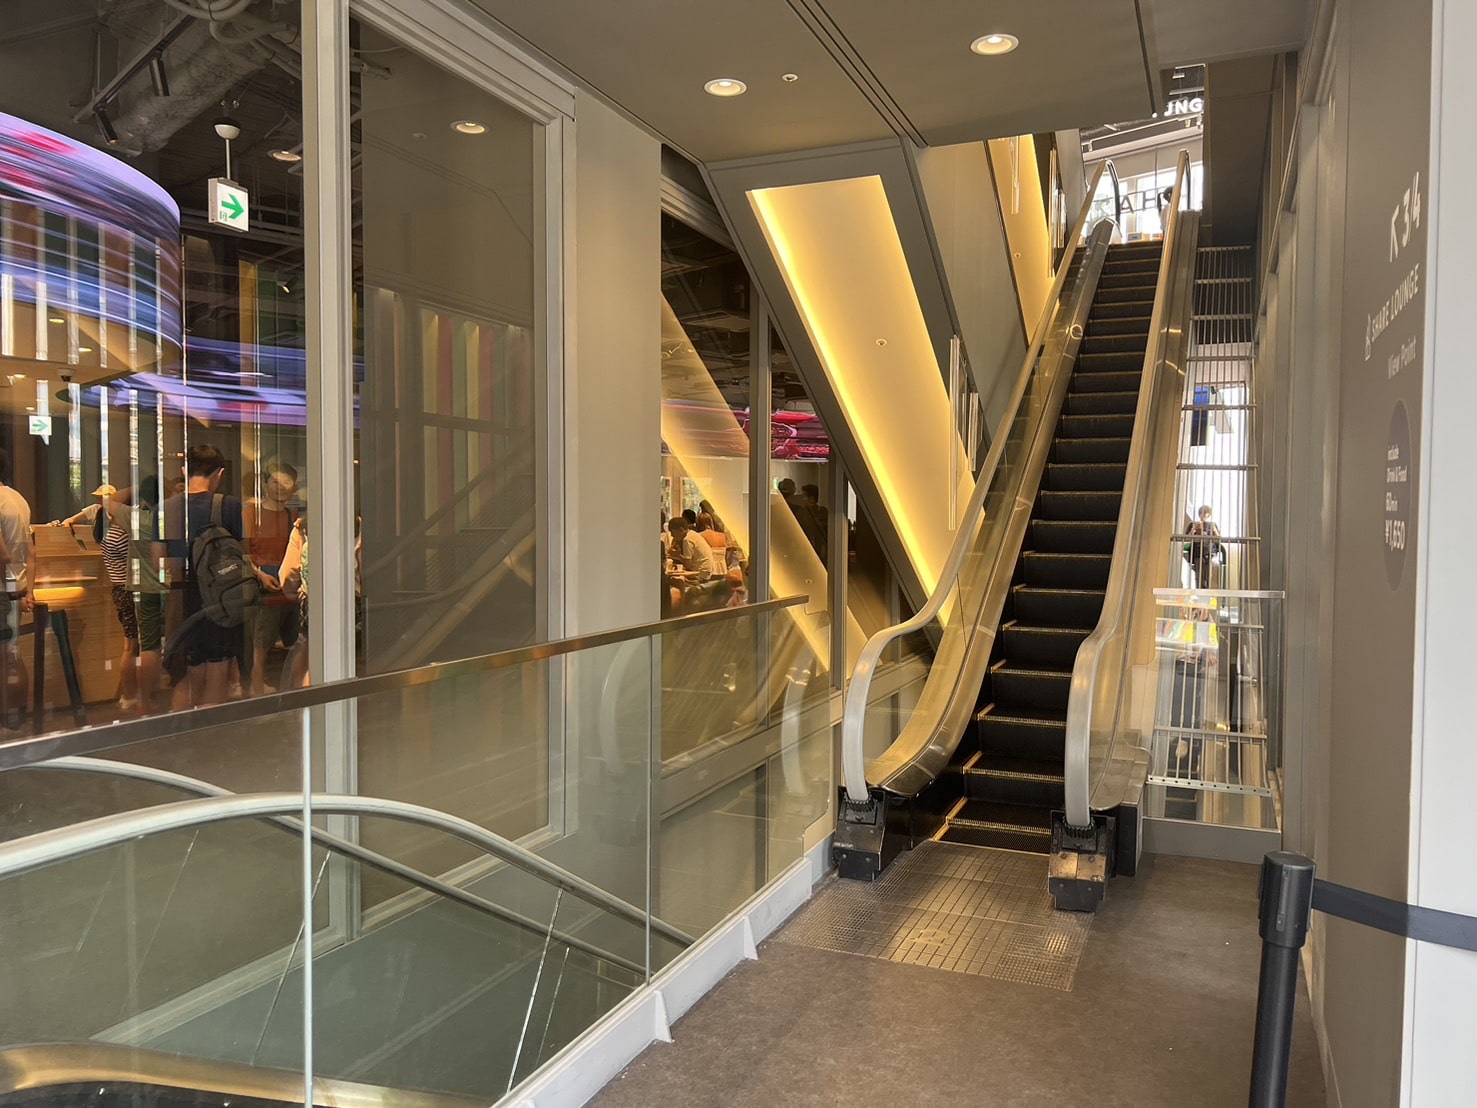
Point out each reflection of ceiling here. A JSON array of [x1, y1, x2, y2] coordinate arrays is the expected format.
[[469, 0, 1309, 161]]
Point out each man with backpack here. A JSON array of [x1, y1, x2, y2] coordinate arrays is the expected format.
[[161, 444, 257, 708]]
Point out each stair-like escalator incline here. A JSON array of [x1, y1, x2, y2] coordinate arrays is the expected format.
[[940, 241, 1163, 852]]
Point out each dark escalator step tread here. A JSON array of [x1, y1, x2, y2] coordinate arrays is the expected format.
[[1028, 519, 1117, 553], [1085, 315, 1153, 337], [963, 756, 1066, 807], [1070, 369, 1142, 393], [1036, 489, 1123, 520], [1010, 585, 1107, 627], [1043, 462, 1128, 491], [1051, 437, 1132, 465], [943, 800, 1054, 853], [1063, 391, 1140, 417], [1101, 259, 1161, 276], [976, 710, 1067, 760], [1096, 284, 1159, 304], [1055, 413, 1136, 440], [1097, 272, 1160, 291], [1075, 350, 1147, 372], [1090, 300, 1156, 320], [988, 664, 1071, 711], [1000, 623, 1091, 667], [1020, 551, 1111, 588]]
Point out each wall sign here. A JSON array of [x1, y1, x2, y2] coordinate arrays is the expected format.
[[208, 178, 249, 232]]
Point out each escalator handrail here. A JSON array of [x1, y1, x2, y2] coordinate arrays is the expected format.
[[0, 1042, 484, 1106], [840, 160, 1109, 803], [0, 791, 696, 947], [1062, 149, 1193, 829], [37, 755, 655, 974]]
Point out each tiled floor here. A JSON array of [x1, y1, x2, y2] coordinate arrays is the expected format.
[[590, 851, 1327, 1108], [776, 842, 1092, 988]]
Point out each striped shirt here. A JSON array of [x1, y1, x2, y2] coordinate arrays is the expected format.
[[101, 518, 130, 587]]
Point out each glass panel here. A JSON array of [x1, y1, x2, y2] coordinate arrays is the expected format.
[[353, 19, 543, 673], [659, 215, 752, 615]]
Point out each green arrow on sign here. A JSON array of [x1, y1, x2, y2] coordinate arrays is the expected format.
[[221, 194, 244, 220]]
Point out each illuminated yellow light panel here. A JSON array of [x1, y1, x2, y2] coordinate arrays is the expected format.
[[750, 176, 971, 594]]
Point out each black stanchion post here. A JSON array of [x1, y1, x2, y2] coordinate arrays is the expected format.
[[1249, 851, 1316, 1108]]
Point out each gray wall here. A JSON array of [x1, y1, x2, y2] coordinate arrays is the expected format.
[[911, 142, 1029, 433], [567, 92, 662, 635]]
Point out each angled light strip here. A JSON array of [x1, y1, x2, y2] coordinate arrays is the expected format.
[[749, 177, 969, 594]]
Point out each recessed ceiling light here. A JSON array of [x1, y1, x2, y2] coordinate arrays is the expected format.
[[452, 120, 486, 135], [781, 73, 799, 83], [971, 33, 1019, 56], [48, 316, 64, 325], [78, 346, 93, 354], [11, 374, 23, 380], [704, 78, 747, 97], [269, 149, 301, 163]]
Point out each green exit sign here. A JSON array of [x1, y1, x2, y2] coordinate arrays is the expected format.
[[27, 414, 51, 438], [208, 178, 249, 232]]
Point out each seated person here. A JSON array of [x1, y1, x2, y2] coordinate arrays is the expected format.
[[665, 517, 713, 583]]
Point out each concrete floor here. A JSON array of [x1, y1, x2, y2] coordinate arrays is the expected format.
[[590, 853, 1326, 1108]]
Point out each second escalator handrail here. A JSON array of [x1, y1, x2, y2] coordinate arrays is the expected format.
[[840, 161, 1109, 804], [1061, 149, 1192, 829]]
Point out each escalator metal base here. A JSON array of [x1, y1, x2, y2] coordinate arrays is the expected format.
[[1047, 812, 1116, 912]]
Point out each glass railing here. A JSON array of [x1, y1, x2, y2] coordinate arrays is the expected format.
[[840, 161, 1115, 806], [0, 595, 832, 1104]]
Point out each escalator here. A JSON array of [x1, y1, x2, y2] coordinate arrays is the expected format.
[[940, 242, 1162, 853], [836, 154, 1200, 909]]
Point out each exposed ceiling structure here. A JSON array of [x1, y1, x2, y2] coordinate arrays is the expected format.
[[470, 0, 1310, 163]]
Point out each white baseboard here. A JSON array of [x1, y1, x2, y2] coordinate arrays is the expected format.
[[503, 835, 832, 1108]]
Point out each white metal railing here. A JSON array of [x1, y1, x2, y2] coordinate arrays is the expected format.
[[840, 162, 1110, 804]]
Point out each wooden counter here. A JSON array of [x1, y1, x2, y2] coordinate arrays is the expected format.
[[31, 525, 123, 708]]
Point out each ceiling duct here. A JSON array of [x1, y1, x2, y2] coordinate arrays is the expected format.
[[95, 0, 296, 153]]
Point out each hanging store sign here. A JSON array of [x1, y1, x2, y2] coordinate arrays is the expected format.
[[208, 178, 249, 232], [1166, 96, 1205, 116], [26, 414, 51, 438]]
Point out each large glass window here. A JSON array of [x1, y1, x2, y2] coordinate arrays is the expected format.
[[659, 214, 752, 615], [353, 22, 543, 673]]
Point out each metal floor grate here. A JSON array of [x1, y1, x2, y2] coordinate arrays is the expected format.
[[776, 841, 1092, 990]]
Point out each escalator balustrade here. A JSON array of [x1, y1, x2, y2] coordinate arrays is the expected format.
[[939, 242, 1163, 853]]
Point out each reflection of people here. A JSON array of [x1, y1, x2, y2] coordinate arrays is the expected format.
[[162, 444, 245, 708], [100, 486, 140, 713], [695, 512, 727, 574], [0, 450, 32, 724], [129, 479, 166, 715], [51, 483, 114, 543], [1188, 504, 1222, 588], [801, 484, 829, 562], [244, 461, 300, 696]]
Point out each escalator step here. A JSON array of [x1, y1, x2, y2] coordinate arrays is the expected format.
[[976, 706, 1068, 759], [1043, 462, 1129, 491], [962, 755, 1066, 807], [1090, 299, 1156, 320], [1098, 270, 1160, 290], [1036, 488, 1122, 520], [1075, 350, 1147, 373], [1063, 391, 1139, 417], [1028, 519, 1117, 553], [1056, 413, 1136, 440], [1050, 437, 1132, 465], [941, 800, 1053, 854], [1011, 584, 1106, 626], [999, 623, 1091, 666], [1020, 552, 1111, 588], [1085, 315, 1153, 337], [1101, 258, 1161, 276], [1070, 369, 1142, 393], [1096, 284, 1158, 304], [987, 663, 1071, 710]]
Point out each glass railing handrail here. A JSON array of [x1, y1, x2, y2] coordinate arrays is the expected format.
[[840, 161, 1110, 803], [0, 791, 696, 948], [1062, 149, 1194, 829], [0, 1042, 485, 1107], [35, 754, 656, 975], [0, 594, 810, 774]]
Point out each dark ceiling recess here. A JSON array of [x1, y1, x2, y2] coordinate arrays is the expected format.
[[1201, 54, 1281, 246]]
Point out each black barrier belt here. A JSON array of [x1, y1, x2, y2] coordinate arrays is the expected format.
[[1312, 879, 1477, 953]]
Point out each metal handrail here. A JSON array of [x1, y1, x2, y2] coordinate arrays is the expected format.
[[1062, 149, 1192, 828], [0, 791, 696, 947], [840, 161, 1109, 803], [37, 755, 662, 973], [0, 1042, 483, 1107], [0, 594, 808, 774]]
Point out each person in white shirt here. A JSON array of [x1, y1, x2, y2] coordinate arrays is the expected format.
[[665, 517, 712, 583]]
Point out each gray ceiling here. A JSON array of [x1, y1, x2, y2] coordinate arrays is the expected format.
[[470, 0, 1310, 163]]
